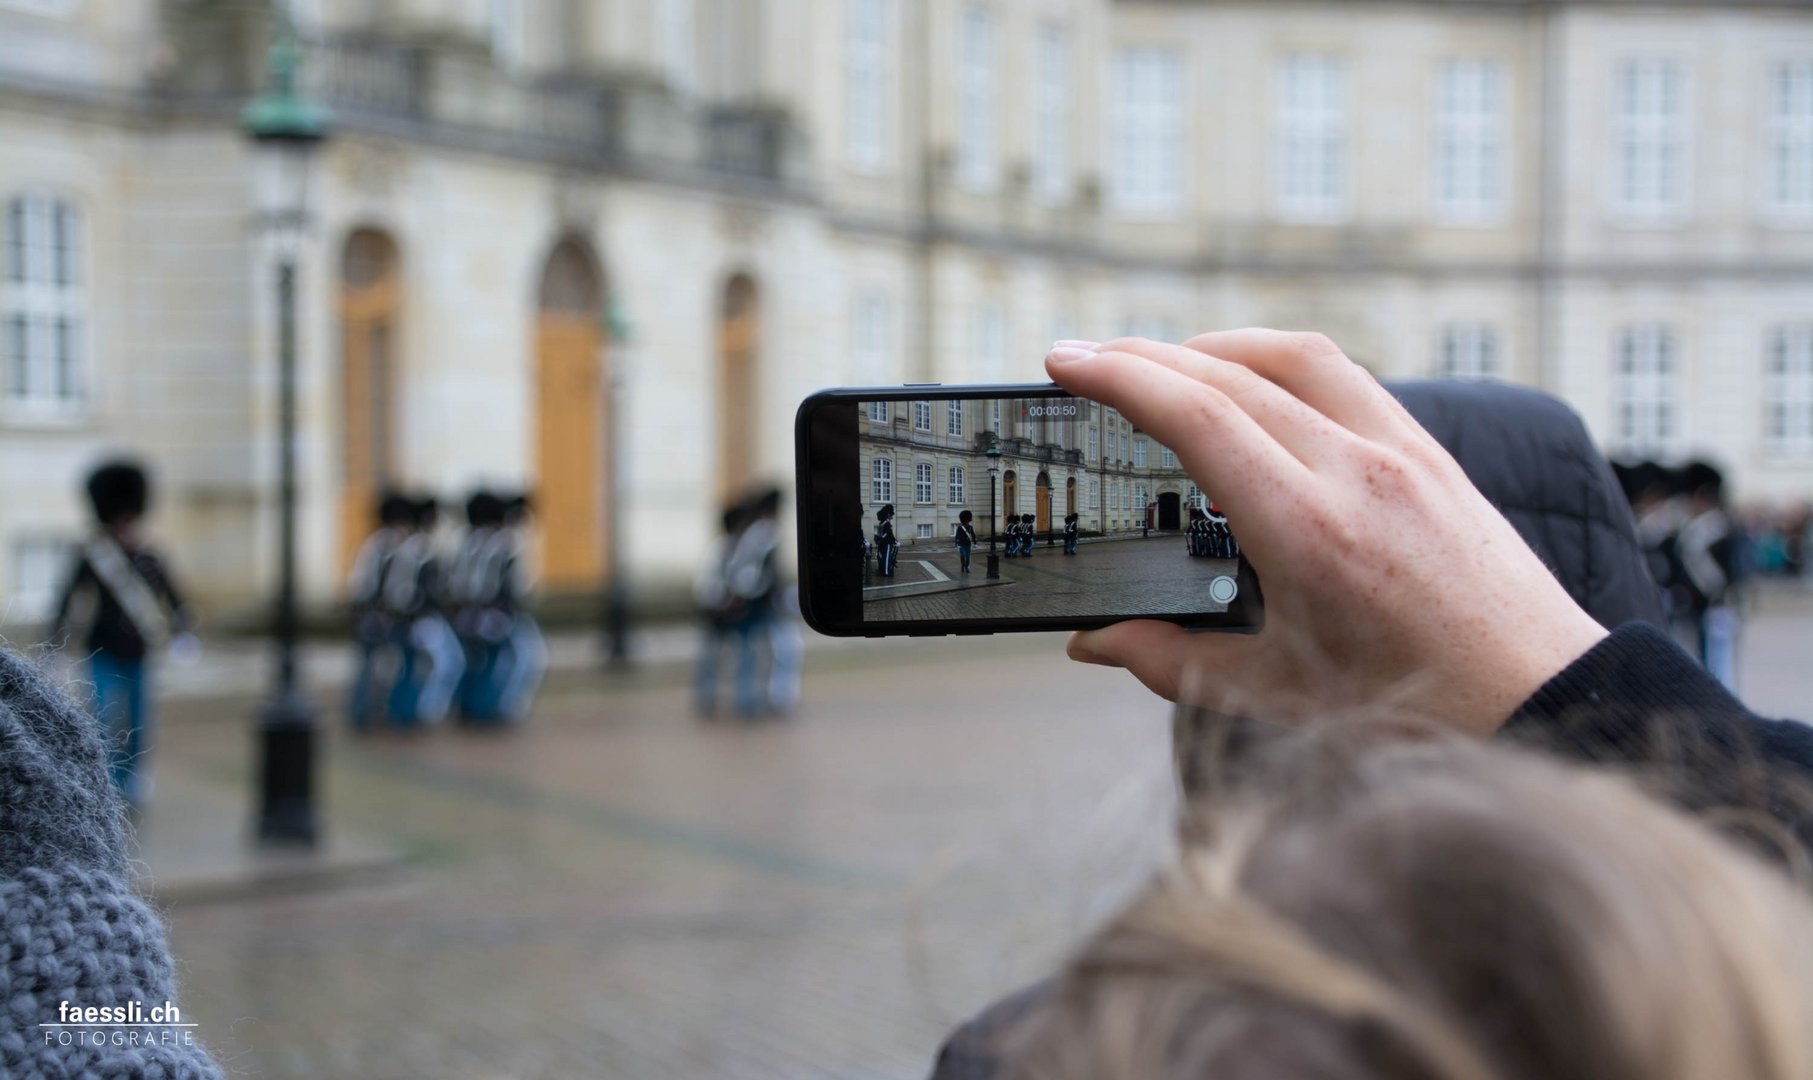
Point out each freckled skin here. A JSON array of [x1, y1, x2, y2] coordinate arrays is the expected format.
[[1046, 332, 1609, 736]]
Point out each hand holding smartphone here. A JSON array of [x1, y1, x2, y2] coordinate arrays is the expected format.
[[793, 383, 1263, 636]]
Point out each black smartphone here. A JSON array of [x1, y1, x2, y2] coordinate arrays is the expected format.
[[793, 383, 1264, 637]]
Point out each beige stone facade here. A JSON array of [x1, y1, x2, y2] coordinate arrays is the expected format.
[[1, 0, 1810, 625]]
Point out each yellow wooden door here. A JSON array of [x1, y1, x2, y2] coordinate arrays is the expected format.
[[1036, 479, 1051, 535], [536, 314, 605, 590], [337, 270, 399, 579], [717, 300, 757, 504]]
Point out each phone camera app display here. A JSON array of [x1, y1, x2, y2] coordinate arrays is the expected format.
[[855, 396, 1245, 623]]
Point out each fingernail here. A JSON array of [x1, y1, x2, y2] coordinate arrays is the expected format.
[[1069, 642, 1112, 666], [1054, 339, 1100, 351], [1048, 346, 1097, 364]]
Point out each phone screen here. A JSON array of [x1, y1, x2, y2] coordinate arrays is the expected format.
[[795, 384, 1262, 636]]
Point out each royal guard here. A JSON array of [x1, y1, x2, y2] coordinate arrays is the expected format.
[[1021, 513, 1037, 557], [346, 491, 417, 730], [875, 504, 899, 577], [955, 509, 976, 573], [380, 496, 466, 728], [51, 459, 196, 806], [1063, 511, 1080, 555]]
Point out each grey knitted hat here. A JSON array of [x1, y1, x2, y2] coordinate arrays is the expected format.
[[0, 648, 222, 1078]]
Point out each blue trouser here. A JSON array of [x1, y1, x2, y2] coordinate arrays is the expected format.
[[878, 541, 898, 576], [90, 652, 150, 804], [348, 635, 392, 730], [1064, 534, 1078, 554], [388, 616, 466, 727], [958, 543, 972, 571]]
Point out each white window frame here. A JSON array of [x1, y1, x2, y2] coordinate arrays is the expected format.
[[1612, 323, 1681, 455], [490, 0, 529, 69], [3, 193, 87, 420], [1110, 47, 1185, 219], [913, 400, 933, 432], [955, 5, 999, 193], [1132, 438, 1148, 468], [1436, 322, 1500, 379], [1160, 446, 1177, 469], [871, 456, 894, 503], [1434, 59, 1507, 224], [1766, 324, 1813, 457], [1613, 57, 1691, 223], [661, 0, 697, 95], [8, 533, 67, 623], [1087, 427, 1098, 461], [915, 461, 934, 504], [1277, 55, 1349, 222], [989, 399, 1002, 433], [853, 289, 891, 384], [975, 302, 1006, 382], [947, 399, 963, 437], [949, 465, 966, 504], [845, 0, 892, 173], [915, 522, 934, 539], [867, 400, 889, 424], [1033, 24, 1069, 205], [1766, 60, 1813, 218]]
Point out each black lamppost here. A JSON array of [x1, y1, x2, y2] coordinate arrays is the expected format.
[[244, 24, 329, 847], [602, 297, 632, 668], [985, 439, 1001, 579]]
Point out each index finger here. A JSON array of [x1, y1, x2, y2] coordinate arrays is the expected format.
[[1045, 345, 1310, 524]]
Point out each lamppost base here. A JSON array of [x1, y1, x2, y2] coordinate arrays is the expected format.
[[256, 692, 318, 847], [986, 553, 1000, 579]]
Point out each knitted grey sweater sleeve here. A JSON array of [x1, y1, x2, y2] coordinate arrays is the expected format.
[[0, 648, 223, 1079]]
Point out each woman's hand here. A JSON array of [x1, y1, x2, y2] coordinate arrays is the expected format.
[[1045, 330, 1608, 736]]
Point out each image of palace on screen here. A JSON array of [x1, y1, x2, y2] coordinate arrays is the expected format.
[[858, 397, 1210, 543]]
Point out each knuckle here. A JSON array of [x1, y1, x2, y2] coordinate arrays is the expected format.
[[1284, 331, 1347, 366]]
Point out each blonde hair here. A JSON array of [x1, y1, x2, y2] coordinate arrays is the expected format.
[[1001, 728, 1813, 1080]]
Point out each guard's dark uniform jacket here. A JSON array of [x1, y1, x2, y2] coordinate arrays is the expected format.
[[927, 380, 1699, 1080]]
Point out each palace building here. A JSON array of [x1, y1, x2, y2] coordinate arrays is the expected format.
[[857, 396, 1199, 545], [1, 0, 1809, 626]]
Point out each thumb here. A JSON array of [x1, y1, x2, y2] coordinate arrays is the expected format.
[[1069, 621, 1259, 705]]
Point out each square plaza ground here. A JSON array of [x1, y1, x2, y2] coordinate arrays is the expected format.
[[863, 535, 1240, 622]]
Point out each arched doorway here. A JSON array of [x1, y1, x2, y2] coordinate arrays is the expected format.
[[1158, 491, 1182, 531], [338, 228, 401, 577], [1002, 469, 1017, 522], [717, 273, 759, 503], [535, 237, 607, 591], [1065, 476, 1076, 517], [1035, 470, 1052, 536]]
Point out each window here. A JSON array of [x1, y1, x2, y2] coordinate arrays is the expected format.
[[1110, 47, 1185, 217], [1087, 427, 1098, 460], [916, 523, 934, 539], [1161, 447, 1177, 468], [1188, 483, 1202, 510], [867, 400, 890, 423], [915, 462, 934, 503], [1108, 429, 1119, 462], [913, 400, 932, 431], [1766, 324, 1813, 455], [8, 534, 66, 623], [1278, 55, 1348, 221], [1089, 477, 1100, 510], [1435, 60, 1506, 222], [1613, 324, 1680, 454], [949, 465, 966, 504], [947, 399, 963, 436], [1767, 60, 1813, 214], [3, 195, 85, 413], [1133, 438, 1148, 468], [853, 290, 891, 383], [871, 457, 894, 503], [1436, 323, 1500, 379], [1135, 484, 1149, 513], [1614, 58, 1689, 220], [990, 399, 1002, 433], [1033, 25, 1069, 203], [490, 0, 527, 68], [956, 5, 998, 192], [662, 0, 697, 94], [845, 0, 891, 172], [975, 302, 1006, 382]]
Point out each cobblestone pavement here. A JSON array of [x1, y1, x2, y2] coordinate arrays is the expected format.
[[153, 636, 1179, 1080], [864, 537, 1239, 622]]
